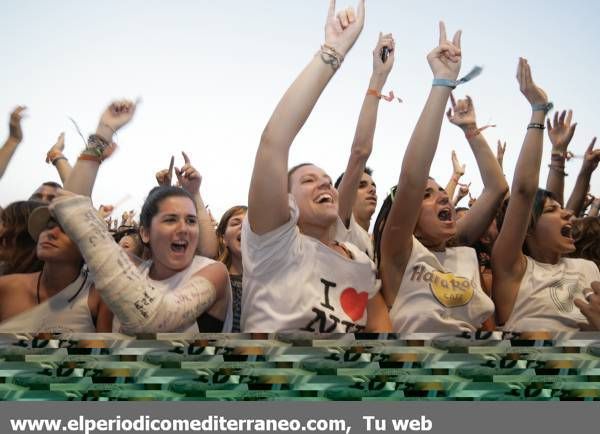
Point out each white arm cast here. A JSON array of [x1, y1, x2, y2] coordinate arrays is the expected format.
[[51, 195, 216, 333]]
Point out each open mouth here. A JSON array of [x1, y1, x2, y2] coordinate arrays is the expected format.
[[560, 224, 573, 239], [437, 208, 453, 222], [170, 240, 188, 253], [236, 234, 241, 242], [315, 193, 334, 204]]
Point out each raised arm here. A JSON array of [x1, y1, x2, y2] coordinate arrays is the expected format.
[[45, 132, 72, 184], [338, 32, 395, 227], [545, 110, 577, 205], [0, 106, 26, 179], [248, 0, 365, 235], [381, 22, 462, 270], [491, 58, 550, 325], [565, 138, 600, 216], [445, 150, 465, 200], [175, 151, 219, 259], [64, 100, 136, 197], [453, 182, 470, 207], [447, 94, 509, 245]]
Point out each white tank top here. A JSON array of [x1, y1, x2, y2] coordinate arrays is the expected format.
[[0, 269, 95, 333], [503, 256, 600, 331], [112, 256, 233, 333], [389, 237, 494, 333]]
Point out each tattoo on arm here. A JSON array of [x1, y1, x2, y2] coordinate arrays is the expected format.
[[320, 52, 341, 71]]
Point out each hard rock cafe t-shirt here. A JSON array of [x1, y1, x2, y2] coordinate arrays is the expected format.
[[389, 236, 494, 333]]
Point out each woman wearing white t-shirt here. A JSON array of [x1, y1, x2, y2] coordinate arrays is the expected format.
[[373, 23, 508, 334], [45, 100, 232, 334], [242, 0, 390, 333], [492, 59, 600, 332]]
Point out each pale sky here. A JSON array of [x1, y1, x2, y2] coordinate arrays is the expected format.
[[1, 0, 599, 225]]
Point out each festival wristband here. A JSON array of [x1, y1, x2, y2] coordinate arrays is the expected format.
[[532, 102, 554, 114], [432, 66, 483, 89], [367, 89, 403, 103]]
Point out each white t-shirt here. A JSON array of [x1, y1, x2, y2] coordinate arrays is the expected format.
[[389, 237, 494, 333], [334, 214, 374, 260], [0, 269, 95, 333], [241, 196, 381, 333], [503, 256, 600, 332], [112, 256, 233, 333]]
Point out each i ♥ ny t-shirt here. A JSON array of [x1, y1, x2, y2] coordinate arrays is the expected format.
[[241, 195, 381, 333]]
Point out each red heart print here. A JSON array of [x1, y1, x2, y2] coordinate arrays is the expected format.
[[340, 287, 369, 322]]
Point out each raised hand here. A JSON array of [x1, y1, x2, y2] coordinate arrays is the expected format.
[[583, 194, 595, 211], [497, 140, 507, 166], [516, 58, 548, 106], [96, 99, 137, 142], [9, 106, 26, 142], [324, 0, 365, 57], [373, 32, 395, 77], [98, 204, 114, 219], [547, 110, 577, 156], [583, 137, 600, 171], [458, 182, 471, 198], [447, 94, 476, 128], [156, 155, 175, 187], [575, 282, 600, 331], [175, 151, 202, 194], [427, 21, 461, 80], [46, 132, 66, 163], [124, 210, 137, 226], [452, 150, 466, 177]]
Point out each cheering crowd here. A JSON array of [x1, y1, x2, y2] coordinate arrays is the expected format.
[[0, 0, 599, 335]]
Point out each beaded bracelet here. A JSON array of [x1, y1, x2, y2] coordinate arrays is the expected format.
[[527, 123, 545, 130]]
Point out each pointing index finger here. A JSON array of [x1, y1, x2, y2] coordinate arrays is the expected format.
[[328, 0, 336, 19], [168, 156, 175, 182]]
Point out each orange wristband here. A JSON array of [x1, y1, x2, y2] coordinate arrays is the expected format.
[[367, 88, 403, 103]]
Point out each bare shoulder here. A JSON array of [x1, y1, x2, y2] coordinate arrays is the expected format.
[[0, 273, 37, 296], [0, 273, 38, 322]]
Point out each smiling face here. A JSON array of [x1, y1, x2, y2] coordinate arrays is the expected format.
[[353, 172, 377, 222], [223, 209, 246, 259], [526, 198, 575, 256], [414, 178, 457, 248], [289, 164, 339, 231], [36, 219, 82, 264], [139, 196, 199, 280]]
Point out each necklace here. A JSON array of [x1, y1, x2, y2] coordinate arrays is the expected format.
[[36, 268, 89, 305]]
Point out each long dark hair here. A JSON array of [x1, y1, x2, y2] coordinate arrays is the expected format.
[[140, 186, 196, 229], [373, 187, 395, 267], [0, 201, 44, 275], [496, 188, 556, 256]]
